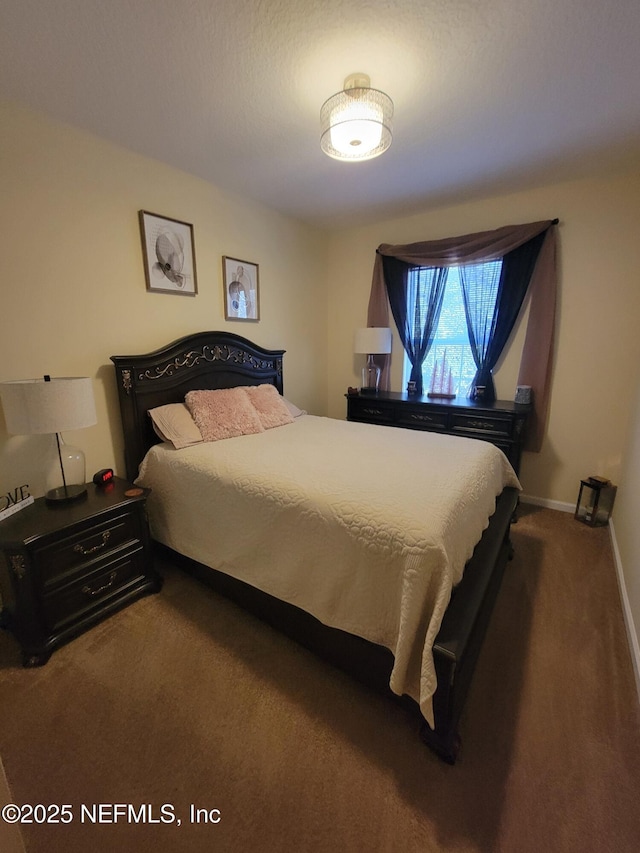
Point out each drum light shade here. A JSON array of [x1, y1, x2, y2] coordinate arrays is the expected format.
[[321, 74, 393, 162]]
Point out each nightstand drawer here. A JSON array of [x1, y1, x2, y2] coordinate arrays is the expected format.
[[41, 545, 146, 632], [396, 407, 447, 430], [35, 511, 143, 589], [450, 413, 513, 438]]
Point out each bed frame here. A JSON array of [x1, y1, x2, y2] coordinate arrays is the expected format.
[[111, 331, 518, 763]]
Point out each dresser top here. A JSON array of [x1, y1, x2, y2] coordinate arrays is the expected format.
[[349, 390, 530, 415]]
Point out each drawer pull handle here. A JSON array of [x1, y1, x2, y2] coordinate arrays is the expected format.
[[410, 413, 434, 422], [363, 408, 384, 416], [73, 531, 111, 556], [466, 419, 497, 431], [82, 571, 117, 597]]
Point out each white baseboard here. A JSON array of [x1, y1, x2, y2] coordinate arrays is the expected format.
[[519, 493, 575, 513], [608, 519, 640, 704]]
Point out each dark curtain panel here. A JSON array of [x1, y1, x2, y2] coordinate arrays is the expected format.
[[459, 260, 502, 400], [383, 256, 448, 395], [461, 230, 547, 401]]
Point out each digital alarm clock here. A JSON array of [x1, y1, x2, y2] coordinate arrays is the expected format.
[[93, 468, 114, 486]]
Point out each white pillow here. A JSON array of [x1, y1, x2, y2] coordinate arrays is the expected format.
[[283, 398, 307, 418], [148, 403, 203, 449]]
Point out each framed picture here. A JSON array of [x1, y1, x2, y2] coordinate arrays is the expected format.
[[139, 210, 198, 296], [222, 256, 260, 321]]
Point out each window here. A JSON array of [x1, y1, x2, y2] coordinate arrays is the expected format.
[[402, 261, 502, 397]]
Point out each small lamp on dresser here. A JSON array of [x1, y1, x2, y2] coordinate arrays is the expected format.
[[354, 327, 392, 394]]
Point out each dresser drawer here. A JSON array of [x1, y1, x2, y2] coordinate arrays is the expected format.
[[41, 545, 147, 632], [396, 406, 448, 431], [34, 510, 143, 590], [348, 399, 395, 425], [450, 413, 513, 438]]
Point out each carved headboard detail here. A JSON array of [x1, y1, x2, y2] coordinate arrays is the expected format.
[[111, 331, 285, 481]]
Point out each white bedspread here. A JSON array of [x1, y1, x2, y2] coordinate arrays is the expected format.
[[136, 415, 520, 726]]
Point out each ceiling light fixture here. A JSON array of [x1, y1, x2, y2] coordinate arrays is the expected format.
[[320, 73, 393, 162]]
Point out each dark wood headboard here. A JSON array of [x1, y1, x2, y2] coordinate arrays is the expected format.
[[110, 331, 285, 481]]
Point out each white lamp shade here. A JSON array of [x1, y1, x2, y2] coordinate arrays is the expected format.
[[354, 327, 392, 355], [0, 377, 97, 435]]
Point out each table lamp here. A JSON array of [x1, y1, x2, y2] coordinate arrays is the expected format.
[[354, 327, 392, 394], [0, 376, 97, 504]]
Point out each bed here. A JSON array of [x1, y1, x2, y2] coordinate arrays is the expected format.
[[111, 330, 520, 763]]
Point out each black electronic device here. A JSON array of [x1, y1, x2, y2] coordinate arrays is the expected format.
[[93, 468, 114, 486]]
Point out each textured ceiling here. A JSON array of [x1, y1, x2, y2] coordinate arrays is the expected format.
[[2, 0, 640, 228]]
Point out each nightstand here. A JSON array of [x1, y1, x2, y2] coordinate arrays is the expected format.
[[0, 477, 162, 666]]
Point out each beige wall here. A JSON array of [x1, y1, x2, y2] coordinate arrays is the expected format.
[[0, 103, 328, 497], [325, 171, 640, 507]]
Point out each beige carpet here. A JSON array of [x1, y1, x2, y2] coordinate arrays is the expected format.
[[1, 505, 640, 852]]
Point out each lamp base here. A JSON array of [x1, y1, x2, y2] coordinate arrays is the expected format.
[[45, 435, 88, 505], [45, 484, 88, 505], [361, 356, 381, 394]]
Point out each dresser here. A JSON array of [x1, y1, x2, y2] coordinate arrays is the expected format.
[[346, 391, 529, 474], [0, 477, 162, 666]]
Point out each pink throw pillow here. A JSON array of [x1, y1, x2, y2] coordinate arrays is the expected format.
[[185, 388, 264, 441], [244, 384, 295, 429]]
